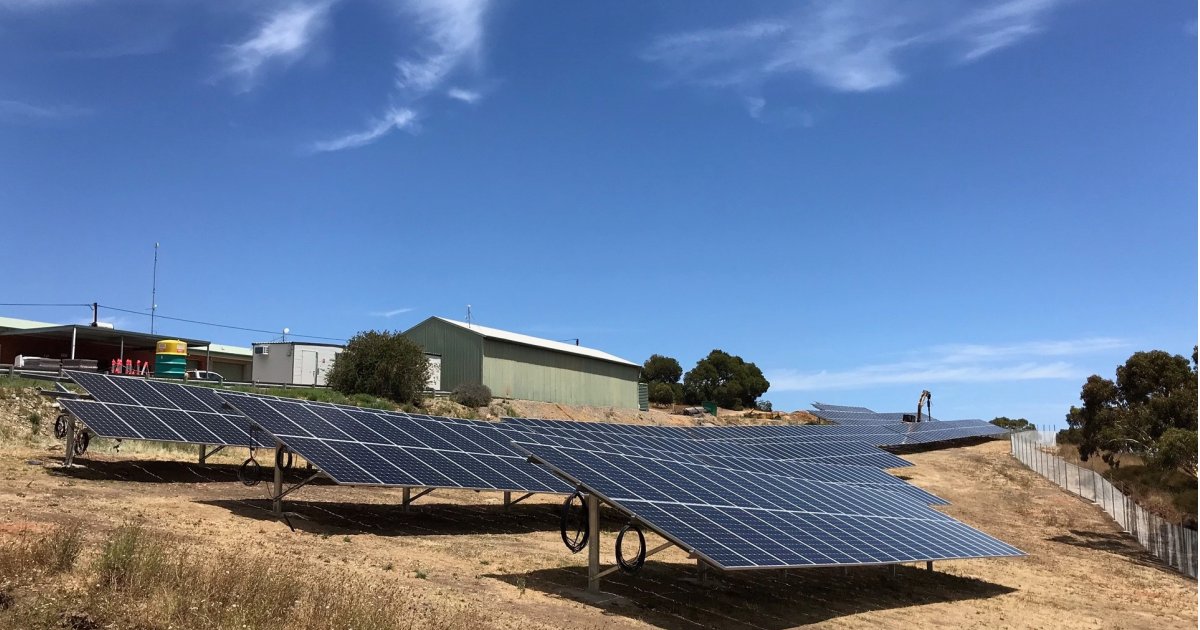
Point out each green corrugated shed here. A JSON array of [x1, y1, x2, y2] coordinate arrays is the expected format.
[[402, 317, 641, 409]]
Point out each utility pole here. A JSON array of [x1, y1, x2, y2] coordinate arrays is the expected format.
[[150, 242, 160, 334]]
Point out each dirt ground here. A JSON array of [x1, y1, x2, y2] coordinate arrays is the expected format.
[[1, 430, 1195, 629]]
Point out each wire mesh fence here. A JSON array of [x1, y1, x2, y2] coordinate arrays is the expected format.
[[1010, 430, 1197, 578]]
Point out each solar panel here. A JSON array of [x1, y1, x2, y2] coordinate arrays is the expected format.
[[502, 433, 945, 504], [219, 393, 568, 493], [498, 424, 912, 468], [59, 398, 268, 447], [516, 441, 1023, 570], [812, 403, 875, 413], [62, 371, 271, 447]]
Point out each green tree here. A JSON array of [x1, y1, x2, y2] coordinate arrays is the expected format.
[[648, 382, 675, 406], [682, 349, 770, 410], [326, 330, 430, 404], [641, 354, 683, 385], [991, 416, 1034, 431], [1066, 349, 1198, 477]]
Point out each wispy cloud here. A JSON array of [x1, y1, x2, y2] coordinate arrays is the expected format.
[[395, 0, 489, 97], [0, 99, 89, 122], [221, 0, 335, 92], [447, 87, 482, 104], [767, 337, 1126, 392], [643, 0, 1066, 110], [310, 107, 417, 153], [368, 307, 414, 318], [309, 0, 490, 153]]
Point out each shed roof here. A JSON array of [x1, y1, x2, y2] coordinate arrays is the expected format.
[[0, 325, 209, 349], [426, 317, 638, 367], [0, 316, 60, 331]]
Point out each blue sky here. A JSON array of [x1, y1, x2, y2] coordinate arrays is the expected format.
[[1, 0, 1195, 426]]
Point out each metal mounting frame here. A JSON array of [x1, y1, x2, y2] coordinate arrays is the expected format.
[[503, 491, 534, 508], [271, 441, 325, 516], [198, 444, 227, 464], [401, 487, 435, 511]]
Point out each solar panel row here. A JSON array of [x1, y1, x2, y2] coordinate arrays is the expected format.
[[219, 392, 567, 493], [515, 442, 1023, 570]]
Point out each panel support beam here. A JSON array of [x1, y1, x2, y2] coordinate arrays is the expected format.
[[586, 493, 601, 593], [595, 540, 674, 580], [63, 411, 77, 467], [272, 441, 284, 516], [926, 560, 933, 572], [402, 487, 434, 511], [504, 492, 534, 508], [198, 444, 226, 464]]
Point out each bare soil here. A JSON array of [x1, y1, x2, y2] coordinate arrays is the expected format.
[[0, 393, 1194, 628]]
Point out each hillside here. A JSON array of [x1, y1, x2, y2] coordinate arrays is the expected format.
[[0, 384, 1194, 629]]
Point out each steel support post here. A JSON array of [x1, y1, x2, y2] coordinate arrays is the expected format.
[[272, 442, 284, 515], [63, 413, 77, 467], [402, 488, 411, 512], [926, 560, 933, 572], [199, 445, 207, 465], [586, 493, 601, 593], [503, 491, 511, 509]]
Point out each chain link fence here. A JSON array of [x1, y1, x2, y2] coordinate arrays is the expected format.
[[1010, 430, 1196, 578]]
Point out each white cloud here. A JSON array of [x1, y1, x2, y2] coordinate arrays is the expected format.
[[394, 0, 489, 97], [447, 87, 481, 104], [222, 1, 334, 92], [766, 337, 1125, 392], [368, 307, 414, 318], [0, 99, 89, 121], [310, 107, 417, 153], [644, 0, 1065, 99]]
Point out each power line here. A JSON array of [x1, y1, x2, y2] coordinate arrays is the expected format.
[[97, 304, 347, 342], [0, 303, 92, 308]]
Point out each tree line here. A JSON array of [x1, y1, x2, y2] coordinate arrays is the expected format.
[[642, 350, 770, 410]]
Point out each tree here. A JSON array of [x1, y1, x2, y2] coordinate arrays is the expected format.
[[991, 417, 1034, 431], [326, 330, 430, 404], [1066, 349, 1198, 477], [642, 354, 682, 385], [681, 349, 770, 410], [648, 382, 675, 406], [451, 383, 492, 408]]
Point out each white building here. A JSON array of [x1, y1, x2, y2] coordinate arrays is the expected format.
[[252, 342, 343, 386]]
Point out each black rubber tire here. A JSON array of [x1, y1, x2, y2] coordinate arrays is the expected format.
[[54, 415, 68, 440], [616, 523, 646, 573], [560, 490, 589, 554], [73, 431, 90, 455], [239, 457, 262, 487]]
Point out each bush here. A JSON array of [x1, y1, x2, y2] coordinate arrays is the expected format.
[[755, 400, 772, 412], [649, 382, 675, 405], [451, 383, 492, 408], [326, 330, 430, 404]]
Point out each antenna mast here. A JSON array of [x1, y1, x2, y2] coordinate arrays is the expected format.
[[466, 304, 472, 328], [150, 242, 159, 334]]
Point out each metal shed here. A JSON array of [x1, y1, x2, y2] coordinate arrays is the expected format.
[[403, 317, 641, 409]]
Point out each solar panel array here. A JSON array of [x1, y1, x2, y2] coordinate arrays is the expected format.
[[515, 441, 1023, 570], [812, 403, 875, 413], [220, 392, 567, 493], [58, 375, 1020, 576], [63, 371, 271, 447]]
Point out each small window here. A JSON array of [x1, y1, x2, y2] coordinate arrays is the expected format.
[[254, 346, 269, 355]]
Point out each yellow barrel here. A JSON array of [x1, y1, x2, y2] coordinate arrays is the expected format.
[[155, 339, 188, 378]]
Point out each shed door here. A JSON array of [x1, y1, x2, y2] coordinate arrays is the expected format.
[[299, 350, 319, 386]]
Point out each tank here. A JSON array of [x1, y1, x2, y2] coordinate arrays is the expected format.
[[154, 339, 188, 379]]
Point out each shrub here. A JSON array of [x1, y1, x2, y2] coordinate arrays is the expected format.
[[648, 382, 675, 405], [451, 383, 492, 408], [326, 330, 430, 405], [755, 400, 773, 412]]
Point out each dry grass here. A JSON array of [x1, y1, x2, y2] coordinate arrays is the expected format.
[[0, 523, 490, 630]]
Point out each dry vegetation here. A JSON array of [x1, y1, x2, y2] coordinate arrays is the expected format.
[[0, 381, 1195, 629]]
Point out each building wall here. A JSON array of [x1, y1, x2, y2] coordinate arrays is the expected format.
[[252, 346, 295, 384], [402, 320, 483, 392], [481, 340, 640, 408], [290, 345, 341, 386]]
